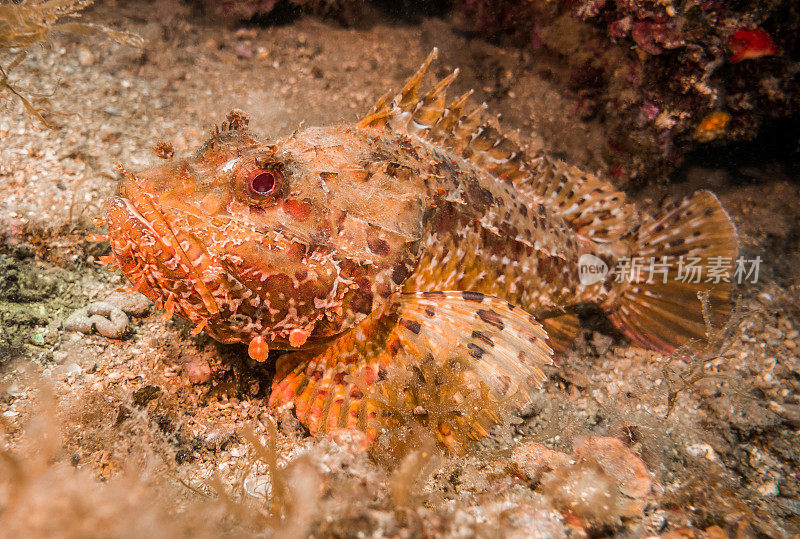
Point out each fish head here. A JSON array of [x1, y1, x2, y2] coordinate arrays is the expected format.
[[105, 123, 424, 350]]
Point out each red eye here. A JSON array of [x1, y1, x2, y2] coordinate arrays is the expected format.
[[250, 171, 276, 195]]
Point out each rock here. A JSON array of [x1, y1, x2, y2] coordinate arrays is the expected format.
[[243, 474, 271, 499], [234, 43, 253, 59], [757, 479, 779, 497], [64, 302, 129, 339], [685, 442, 720, 462], [185, 359, 212, 384], [204, 428, 234, 451], [591, 332, 613, 356], [541, 459, 642, 523], [511, 442, 573, 481], [77, 46, 94, 66], [106, 291, 152, 316], [573, 436, 652, 499], [500, 505, 566, 538]]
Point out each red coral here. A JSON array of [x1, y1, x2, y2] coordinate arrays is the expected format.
[[728, 28, 780, 63]]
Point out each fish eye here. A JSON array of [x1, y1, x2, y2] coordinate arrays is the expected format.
[[232, 154, 285, 205], [250, 171, 276, 195], [245, 165, 284, 200]]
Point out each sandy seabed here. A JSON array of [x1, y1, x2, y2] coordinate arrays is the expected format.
[[1, 1, 799, 536]]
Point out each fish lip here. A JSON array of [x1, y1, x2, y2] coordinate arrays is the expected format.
[[110, 185, 221, 316]]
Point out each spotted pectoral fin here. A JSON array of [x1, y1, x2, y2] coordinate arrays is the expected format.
[[268, 291, 553, 446], [391, 291, 554, 399]]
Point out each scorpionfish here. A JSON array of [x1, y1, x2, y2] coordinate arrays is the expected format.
[[99, 50, 738, 445]]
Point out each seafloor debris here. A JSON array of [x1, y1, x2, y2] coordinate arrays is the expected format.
[[104, 291, 152, 317], [63, 301, 130, 338], [62, 292, 151, 338], [513, 436, 654, 525]]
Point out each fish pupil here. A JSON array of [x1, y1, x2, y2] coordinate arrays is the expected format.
[[251, 172, 275, 194]]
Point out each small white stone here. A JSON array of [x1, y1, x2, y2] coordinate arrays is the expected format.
[[686, 442, 719, 462], [243, 474, 272, 499], [757, 479, 779, 497]]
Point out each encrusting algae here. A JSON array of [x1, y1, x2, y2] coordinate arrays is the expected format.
[[95, 49, 739, 447]]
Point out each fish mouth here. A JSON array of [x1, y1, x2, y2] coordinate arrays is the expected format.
[[106, 180, 221, 320], [106, 183, 332, 347]]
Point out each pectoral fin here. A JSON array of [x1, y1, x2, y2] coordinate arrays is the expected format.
[[269, 291, 553, 447]]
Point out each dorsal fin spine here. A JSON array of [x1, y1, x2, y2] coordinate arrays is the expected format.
[[358, 50, 637, 243]]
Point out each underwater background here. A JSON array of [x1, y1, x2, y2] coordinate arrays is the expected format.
[[1, 1, 799, 536]]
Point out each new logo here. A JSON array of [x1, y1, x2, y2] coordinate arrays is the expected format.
[[578, 254, 608, 285]]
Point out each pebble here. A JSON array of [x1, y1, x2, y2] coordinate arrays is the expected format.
[[511, 442, 573, 481], [235, 43, 253, 59], [106, 291, 152, 316], [204, 429, 234, 451], [756, 479, 779, 497], [77, 46, 95, 66], [685, 442, 719, 462], [591, 332, 613, 356], [574, 436, 652, 499], [186, 359, 212, 384], [243, 474, 271, 499], [64, 302, 129, 339]]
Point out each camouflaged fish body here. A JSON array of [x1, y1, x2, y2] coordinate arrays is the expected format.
[[101, 50, 738, 444]]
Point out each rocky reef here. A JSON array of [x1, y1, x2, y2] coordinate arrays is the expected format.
[[454, 0, 799, 181]]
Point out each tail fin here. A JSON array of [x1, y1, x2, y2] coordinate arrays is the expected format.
[[603, 191, 739, 353]]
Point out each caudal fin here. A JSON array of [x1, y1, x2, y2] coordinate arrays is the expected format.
[[603, 191, 739, 354]]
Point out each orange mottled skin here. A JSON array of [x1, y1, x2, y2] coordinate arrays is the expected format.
[[107, 121, 602, 350]]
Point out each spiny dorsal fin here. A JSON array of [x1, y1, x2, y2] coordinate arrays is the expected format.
[[359, 49, 636, 243], [518, 156, 637, 243]]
